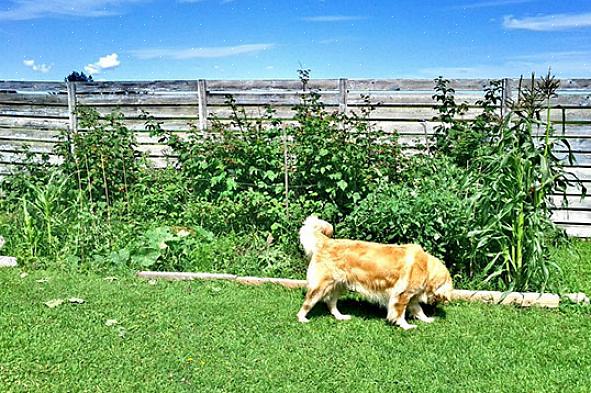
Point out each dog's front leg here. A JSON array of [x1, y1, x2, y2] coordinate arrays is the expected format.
[[297, 287, 324, 323], [408, 299, 435, 323], [387, 292, 416, 330]]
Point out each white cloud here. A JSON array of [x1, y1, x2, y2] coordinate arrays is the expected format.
[[503, 12, 591, 31], [131, 43, 274, 59], [453, 0, 535, 10], [23, 59, 52, 73], [0, 0, 145, 21], [96, 53, 121, 69], [302, 15, 365, 22], [85, 53, 121, 75]]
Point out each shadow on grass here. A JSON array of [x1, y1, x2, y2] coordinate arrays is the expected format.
[[305, 295, 447, 323]]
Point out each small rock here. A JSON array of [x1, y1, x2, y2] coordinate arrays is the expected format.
[[0, 256, 17, 268], [105, 319, 118, 327], [564, 292, 590, 305], [44, 299, 64, 308]]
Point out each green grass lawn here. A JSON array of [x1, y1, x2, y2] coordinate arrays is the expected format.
[[551, 240, 591, 295], [2, 268, 591, 393]]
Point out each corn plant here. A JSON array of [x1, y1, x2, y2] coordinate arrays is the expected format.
[[465, 72, 586, 290], [16, 172, 73, 264]]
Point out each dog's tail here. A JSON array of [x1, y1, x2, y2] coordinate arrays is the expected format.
[[299, 215, 333, 258]]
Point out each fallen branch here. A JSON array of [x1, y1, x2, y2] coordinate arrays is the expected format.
[[136, 271, 589, 308]]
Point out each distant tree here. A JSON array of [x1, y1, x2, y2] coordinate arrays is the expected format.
[[65, 71, 93, 82]]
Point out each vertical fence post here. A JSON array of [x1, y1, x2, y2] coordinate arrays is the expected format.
[[421, 121, 430, 153], [501, 78, 512, 118], [338, 78, 348, 113], [197, 79, 208, 132], [66, 81, 78, 155]]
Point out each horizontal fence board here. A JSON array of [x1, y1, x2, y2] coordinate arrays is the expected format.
[[551, 95, 591, 106], [0, 81, 66, 93], [0, 103, 69, 118], [348, 79, 493, 91], [552, 210, 591, 224], [550, 195, 591, 210], [0, 141, 55, 153], [0, 116, 68, 130], [73, 80, 198, 94], [208, 105, 296, 119], [0, 151, 62, 165], [89, 104, 199, 120], [557, 79, 591, 89], [207, 79, 337, 91], [0, 127, 62, 141], [0, 92, 68, 105], [77, 93, 200, 106], [207, 91, 338, 106], [136, 144, 173, 156], [348, 93, 485, 105], [557, 224, 591, 237]]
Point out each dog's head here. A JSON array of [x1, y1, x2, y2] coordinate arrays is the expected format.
[[302, 215, 334, 238], [425, 256, 453, 304]]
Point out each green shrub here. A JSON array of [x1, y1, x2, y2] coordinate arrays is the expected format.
[[57, 107, 142, 206], [288, 92, 403, 218], [341, 156, 477, 279]]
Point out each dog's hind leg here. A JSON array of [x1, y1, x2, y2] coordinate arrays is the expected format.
[[408, 298, 434, 323], [387, 291, 416, 330], [325, 285, 351, 321]]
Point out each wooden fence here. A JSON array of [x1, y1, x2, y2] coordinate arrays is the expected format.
[[1, 78, 590, 236]]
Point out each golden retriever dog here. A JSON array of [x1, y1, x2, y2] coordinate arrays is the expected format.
[[297, 215, 452, 330]]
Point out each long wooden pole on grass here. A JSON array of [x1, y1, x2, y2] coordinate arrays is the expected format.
[[137, 271, 589, 308]]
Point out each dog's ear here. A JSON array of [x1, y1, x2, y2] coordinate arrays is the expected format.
[[321, 222, 334, 238]]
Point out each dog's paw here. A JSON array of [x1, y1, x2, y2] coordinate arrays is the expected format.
[[419, 316, 435, 324], [334, 314, 352, 321], [297, 316, 310, 323], [398, 322, 417, 330]]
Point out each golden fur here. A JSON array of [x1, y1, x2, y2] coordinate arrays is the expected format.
[[297, 215, 453, 329]]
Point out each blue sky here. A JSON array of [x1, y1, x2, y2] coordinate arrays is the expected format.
[[1, 0, 590, 81]]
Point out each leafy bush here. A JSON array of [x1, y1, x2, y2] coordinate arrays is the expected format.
[[150, 74, 403, 233], [341, 156, 477, 279], [57, 107, 142, 206], [288, 92, 403, 218]]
